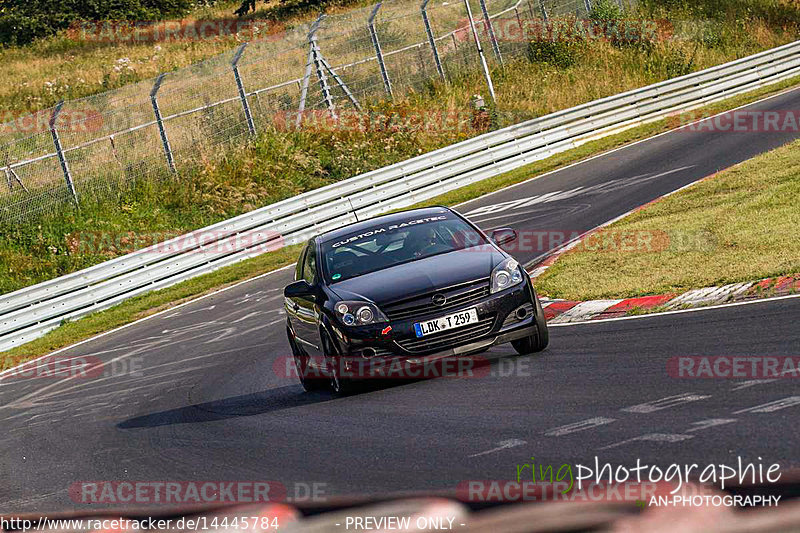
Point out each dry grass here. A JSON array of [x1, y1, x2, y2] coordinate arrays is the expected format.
[[0, 0, 372, 115]]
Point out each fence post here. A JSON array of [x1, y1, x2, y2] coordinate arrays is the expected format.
[[310, 16, 336, 118], [49, 101, 79, 207], [319, 57, 363, 111], [463, 0, 496, 103], [232, 43, 257, 136], [296, 19, 319, 128], [537, 0, 548, 21], [368, 3, 393, 98], [583, 0, 592, 14], [150, 74, 176, 174], [478, 0, 503, 65], [420, 0, 446, 82]]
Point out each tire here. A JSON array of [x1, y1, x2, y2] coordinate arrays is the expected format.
[[321, 329, 356, 395], [287, 325, 327, 392], [511, 293, 549, 355]]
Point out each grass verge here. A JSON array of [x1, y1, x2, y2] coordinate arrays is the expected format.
[[536, 133, 800, 301], [2, 76, 799, 369], [3, 0, 800, 292]]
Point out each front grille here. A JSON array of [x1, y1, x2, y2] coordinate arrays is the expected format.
[[383, 278, 490, 322], [395, 316, 495, 353]]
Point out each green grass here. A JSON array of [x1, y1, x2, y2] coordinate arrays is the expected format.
[[3, 76, 799, 369], [536, 135, 800, 301], [2, 0, 799, 293]]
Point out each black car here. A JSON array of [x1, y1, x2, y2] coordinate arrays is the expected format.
[[284, 206, 549, 393]]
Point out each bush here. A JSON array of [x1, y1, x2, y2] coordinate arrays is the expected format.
[[0, 0, 200, 46], [642, 43, 698, 79], [526, 39, 584, 69], [589, 0, 624, 23]]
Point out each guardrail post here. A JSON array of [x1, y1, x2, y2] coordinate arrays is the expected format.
[[421, 0, 446, 82], [232, 43, 257, 136], [368, 3, 394, 98], [478, 0, 503, 65], [150, 74, 176, 174], [463, 0, 496, 103], [537, 0, 548, 22], [49, 101, 79, 207], [310, 16, 336, 118]]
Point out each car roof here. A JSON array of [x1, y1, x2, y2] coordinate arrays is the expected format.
[[316, 206, 454, 244]]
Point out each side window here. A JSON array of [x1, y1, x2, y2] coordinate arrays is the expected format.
[[303, 244, 317, 284]]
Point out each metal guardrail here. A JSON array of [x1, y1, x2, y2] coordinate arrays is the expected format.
[[1, 39, 799, 352]]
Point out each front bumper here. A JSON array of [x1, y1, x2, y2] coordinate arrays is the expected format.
[[326, 283, 538, 376]]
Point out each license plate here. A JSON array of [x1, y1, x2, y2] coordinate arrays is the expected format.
[[414, 308, 479, 338]]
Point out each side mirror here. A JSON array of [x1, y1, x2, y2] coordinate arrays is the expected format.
[[284, 280, 316, 299], [490, 228, 518, 249]]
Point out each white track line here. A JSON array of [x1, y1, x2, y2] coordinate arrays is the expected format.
[[0, 264, 295, 380], [454, 83, 800, 209], [4, 84, 800, 375]]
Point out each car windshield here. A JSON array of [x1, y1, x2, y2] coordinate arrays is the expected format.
[[321, 214, 489, 282]]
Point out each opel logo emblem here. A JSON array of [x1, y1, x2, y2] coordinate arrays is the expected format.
[[431, 293, 447, 306]]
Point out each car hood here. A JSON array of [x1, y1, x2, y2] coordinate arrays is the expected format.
[[330, 247, 505, 305]]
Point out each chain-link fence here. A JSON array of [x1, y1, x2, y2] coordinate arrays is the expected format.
[[0, 0, 633, 225]]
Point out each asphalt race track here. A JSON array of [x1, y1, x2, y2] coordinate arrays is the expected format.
[[2, 87, 800, 513]]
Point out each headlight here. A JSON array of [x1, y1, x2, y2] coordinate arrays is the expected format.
[[334, 301, 388, 326], [490, 257, 525, 294]]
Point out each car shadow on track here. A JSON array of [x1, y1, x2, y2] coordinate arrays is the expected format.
[[116, 352, 518, 429], [117, 385, 337, 429]]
